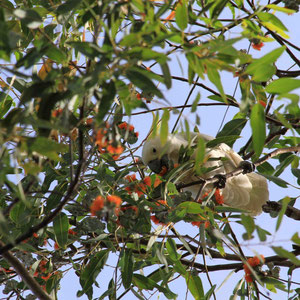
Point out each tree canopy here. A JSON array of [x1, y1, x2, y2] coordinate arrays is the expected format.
[[0, 0, 300, 299]]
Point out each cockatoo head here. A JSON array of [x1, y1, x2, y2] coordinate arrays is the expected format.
[[142, 135, 182, 174]]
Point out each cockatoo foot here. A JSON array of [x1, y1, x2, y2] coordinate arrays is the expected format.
[[213, 174, 226, 189], [239, 161, 255, 174]]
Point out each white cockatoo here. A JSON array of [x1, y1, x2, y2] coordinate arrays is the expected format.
[[142, 132, 269, 215]]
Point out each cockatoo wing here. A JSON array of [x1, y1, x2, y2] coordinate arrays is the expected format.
[[188, 139, 268, 215], [142, 132, 268, 215]]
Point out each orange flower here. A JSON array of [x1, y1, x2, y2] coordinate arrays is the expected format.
[[68, 229, 76, 235], [252, 42, 264, 51], [118, 122, 128, 130], [204, 220, 210, 229], [39, 260, 47, 273], [163, 10, 175, 23], [134, 183, 147, 197], [158, 166, 168, 176], [41, 273, 51, 281], [135, 132, 139, 137], [259, 100, 267, 108], [143, 176, 151, 187], [245, 274, 253, 283], [124, 186, 132, 194], [136, 93, 142, 100], [52, 108, 63, 118], [243, 255, 265, 283], [191, 221, 203, 227], [214, 189, 224, 205], [86, 118, 93, 125], [156, 199, 168, 207], [33, 233, 39, 238], [0, 267, 13, 274], [107, 195, 122, 207], [90, 196, 105, 216], [95, 128, 108, 148], [54, 242, 60, 250], [125, 174, 137, 182], [144, 175, 162, 188], [128, 124, 134, 131], [107, 144, 124, 155], [121, 206, 139, 214], [150, 215, 161, 225], [112, 154, 121, 161]]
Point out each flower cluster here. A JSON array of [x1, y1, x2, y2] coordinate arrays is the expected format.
[[197, 189, 224, 205], [52, 108, 63, 118], [150, 200, 170, 225], [90, 195, 122, 216], [117, 121, 139, 144], [251, 39, 264, 51], [243, 255, 265, 283], [95, 127, 124, 160], [124, 174, 162, 197]]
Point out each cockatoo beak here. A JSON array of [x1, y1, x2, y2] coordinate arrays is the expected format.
[[148, 154, 170, 174]]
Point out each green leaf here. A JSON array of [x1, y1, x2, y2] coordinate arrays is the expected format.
[[292, 168, 300, 185], [160, 62, 172, 89], [0, 92, 13, 119], [246, 47, 285, 75], [241, 214, 255, 239], [266, 4, 296, 14], [14, 9, 42, 29], [30, 137, 68, 161], [252, 64, 276, 82], [175, 0, 188, 30], [256, 225, 271, 242], [80, 250, 109, 297], [126, 69, 163, 98], [262, 174, 288, 188], [132, 274, 177, 299], [176, 202, 203, 214], [56, 0, 82, 15], [206, 65, 226, 102], [211, 0, 229, 19], [257, 12, 288, 32], [97, 80, 116, 121], [250, 103, 266, 158], [216, 118, 247, 147], [185, 272, 205, 299], [272, 247, 300, 265], [194, 137, 206, 175], [9, 202, 31, 225], [120, 249, 133, 289], [53, 212, 69, 248], [68, 41, 103, 58], [166, 238, 181, 261], [257, 162, 275, 175], [46, 46, 67, 63], [160, 109, 170, 145], [207, 135, 240, 148], [275, 196, 290, 231], [266, 78, 300, 94]]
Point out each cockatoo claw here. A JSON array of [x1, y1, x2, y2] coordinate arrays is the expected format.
[[213, 174, 226, 189], [239, 161, 255, 174]]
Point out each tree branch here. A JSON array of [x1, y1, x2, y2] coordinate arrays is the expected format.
[[263, 201, 300, 221], [0, 240, 53, 300], [177, 146, 300, 190], [0, 156, 85, 255]]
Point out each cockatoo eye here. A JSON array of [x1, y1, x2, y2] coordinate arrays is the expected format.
[[152, 148, 157, 153]]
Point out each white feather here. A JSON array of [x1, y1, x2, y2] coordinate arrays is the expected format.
[[142, 133, 269, 215]]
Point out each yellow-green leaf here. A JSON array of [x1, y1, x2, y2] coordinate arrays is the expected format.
[[160, 109, 170, 145], [250, 103, 266, 158]]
